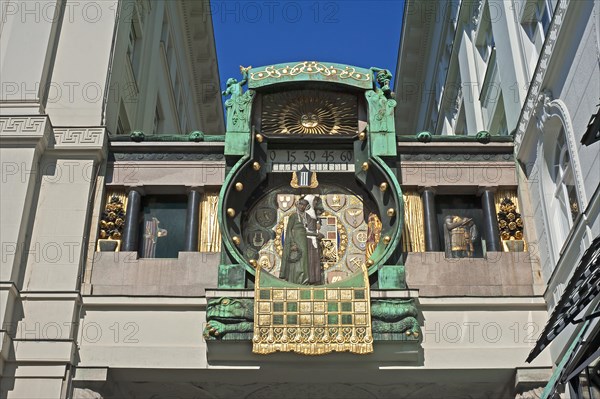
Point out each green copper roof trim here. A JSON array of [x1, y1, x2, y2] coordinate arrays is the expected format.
[[396, 134, 514, 143], [110, 131, 225, 142], [247, 61, 374, 90]]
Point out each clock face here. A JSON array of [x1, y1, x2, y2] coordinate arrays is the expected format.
[[241, 184, 380, 284], [260, 90, 358, 136]]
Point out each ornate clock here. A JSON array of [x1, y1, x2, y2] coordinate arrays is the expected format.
[[206, 61, 420, 355]]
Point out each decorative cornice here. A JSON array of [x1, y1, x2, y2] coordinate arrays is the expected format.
[[396, 135, 513, 143], [111, 152, 224, 162], [400, 153, 513, 162], [514, 0, 569, 154], [248, 62, 374, 90], [534, 90, 554, 131], [0, 116, 48, 136], [53, 127, 105, 149], [0, 116, 52, 149]]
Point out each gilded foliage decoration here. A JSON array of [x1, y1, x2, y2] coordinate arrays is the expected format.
[[250, 61, 371, 82]]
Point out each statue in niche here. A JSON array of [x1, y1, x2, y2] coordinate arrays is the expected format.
[[222, 65, 254, 132], [279, 195, 324, 285], [443, 215, 478, 258], [142, 217, 168, 258]]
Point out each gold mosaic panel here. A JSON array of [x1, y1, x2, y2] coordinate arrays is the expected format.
[[253, 267, 373, 355]]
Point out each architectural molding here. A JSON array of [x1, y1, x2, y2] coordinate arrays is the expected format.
[[111, 152, 224, 162], [53, 128, 105, 149], [0, 116, 52, 149], [514, 0, 569, 154], [0, 116, 48, 136], [401, 153, 513, 162], [534, 90, 554, 132], [179, 1, 225, 134], [72, 388, 104, 399], [541, 98, 589, 208]]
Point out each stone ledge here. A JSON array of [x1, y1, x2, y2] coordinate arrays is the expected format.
[[206, 340, 421, 367], [89, 252, 220, 297], [405, 252, 537, 297]]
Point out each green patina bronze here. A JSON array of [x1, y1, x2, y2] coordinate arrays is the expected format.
[[217, 264, 246, 289], [408, 130, 510, 143], [378, 265, 406, 289], [222, 68, 255, 156], [371, 298, 421, 337], [366, 68, 397, 157], [203, 295, 421, 340], [110, 131, 225, 142], [212, 62, 421, 350], [475, 130, 492, 143], [203, 297, 254, 340], [247, 61, 374, 90], [416, 131, 432, 143]]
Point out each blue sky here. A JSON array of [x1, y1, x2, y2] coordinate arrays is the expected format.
[[212, 1, 405, 93]]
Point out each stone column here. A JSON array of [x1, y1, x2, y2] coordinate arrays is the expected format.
[[421, 188, 441, 251], [121, 188, 142, 252], [481, 188, 501, 252], [184, 188, 202, 251]]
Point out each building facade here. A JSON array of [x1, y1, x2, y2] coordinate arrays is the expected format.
[[0, 1, 221, 397], [1, 0, 598, 399], [396, 0, 600, 396]]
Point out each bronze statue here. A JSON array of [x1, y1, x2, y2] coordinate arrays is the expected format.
[[443, 215, 477, 258], [142, 217, 167, 258], [222, 66, 254, 132], [279, 195, 324, 285]]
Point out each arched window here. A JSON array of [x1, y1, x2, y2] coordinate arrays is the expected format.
[[543, 127, 580, 255]]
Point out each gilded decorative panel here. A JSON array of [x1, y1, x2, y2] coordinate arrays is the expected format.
[[260, 90, 358, 136]]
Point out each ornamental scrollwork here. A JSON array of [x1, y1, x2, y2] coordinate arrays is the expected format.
[[250, 61, 372, 82]]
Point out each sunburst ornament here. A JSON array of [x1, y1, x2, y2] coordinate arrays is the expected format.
[[261, 90, 358, 136]]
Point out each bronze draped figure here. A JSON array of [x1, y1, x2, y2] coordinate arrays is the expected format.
[[279, 195, 324, 285]]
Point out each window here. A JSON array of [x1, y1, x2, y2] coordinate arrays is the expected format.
[[116, 103, 131, 135], [127, 21, 141, 81], [117, 118, 125, 136], [454, 105, 467, 135], [153, 103, 162, 134], [543, 128, 580, 255], [475, 4, 495, 64], [552, 132, 579, 223], [477, 29, 495, 64], [178, 92, 186, 132], [522, 0, 553, 52]]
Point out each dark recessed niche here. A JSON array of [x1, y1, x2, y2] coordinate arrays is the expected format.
[[138, 195, 187, 258], [435, 195, 484, 259]]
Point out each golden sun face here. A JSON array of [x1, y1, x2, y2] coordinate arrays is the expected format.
[[261, 90, 358, 136], [300, 113, 319, 128]]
